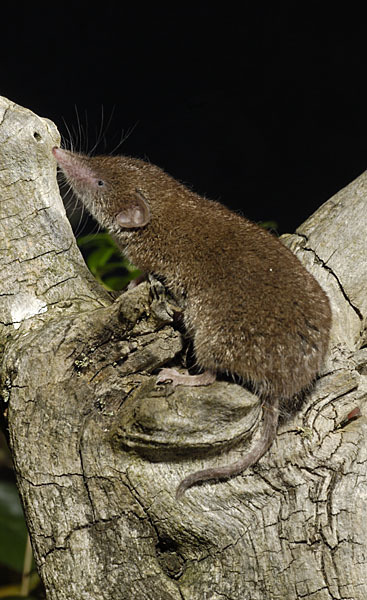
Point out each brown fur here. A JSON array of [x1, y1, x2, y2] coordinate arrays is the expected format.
[[53, 148, 332, 497]]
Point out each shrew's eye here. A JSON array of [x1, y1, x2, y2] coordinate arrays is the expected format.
[[97, 180, 105, 187]]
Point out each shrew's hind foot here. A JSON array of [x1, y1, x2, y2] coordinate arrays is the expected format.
[[156, 368, 216, 388]]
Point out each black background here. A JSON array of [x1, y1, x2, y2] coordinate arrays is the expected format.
[[2, 4, 367, 233]]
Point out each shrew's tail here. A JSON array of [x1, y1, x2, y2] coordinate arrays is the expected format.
[[176, 397, 280, 500]]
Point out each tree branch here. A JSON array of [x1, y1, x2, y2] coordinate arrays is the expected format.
[[1, 96, 367, 600]]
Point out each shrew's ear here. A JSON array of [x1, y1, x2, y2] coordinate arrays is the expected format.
[[115, 190, 151, 228]]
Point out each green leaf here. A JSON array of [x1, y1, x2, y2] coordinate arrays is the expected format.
[[77, 232, 113, 248], [258, 220, 278, 232], [86, 246, 116, 274], [0, 482, 28, 573], [103, 276, 131, 290], [76, 232, 141, 291]]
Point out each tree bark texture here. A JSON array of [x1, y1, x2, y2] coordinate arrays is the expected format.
[[1, 96, 367, 599]]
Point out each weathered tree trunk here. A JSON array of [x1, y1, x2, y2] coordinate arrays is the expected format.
[[1, 96, 366, 600]]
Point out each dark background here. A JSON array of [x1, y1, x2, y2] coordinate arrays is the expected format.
[[2, 4, 367, 233]]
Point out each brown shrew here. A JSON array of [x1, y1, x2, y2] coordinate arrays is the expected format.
[[53, 147, 332, 499]]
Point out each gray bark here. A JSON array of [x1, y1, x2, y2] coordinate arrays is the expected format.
[[0, 95, 366, 600]]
